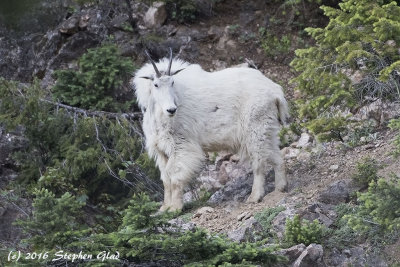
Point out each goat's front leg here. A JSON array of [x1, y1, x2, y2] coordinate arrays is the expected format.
[[160, 175, 172, 212], [156, 155, 172, 212], [166, 145, 205, 212]]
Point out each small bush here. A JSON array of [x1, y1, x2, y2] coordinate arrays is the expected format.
[[16, 188, 90, 249], [323, 204, 360, 249], [53, 44, 135, 111], [284, 215, 324, 246], [352, 157, 381, 188], [163, 0, 198, 23], [254, 206, 285, 237], [259, 27, 291, 57], [290, 0, 400, 140], [107, 193, 284, 266], [389, 118, 400, 157], [345, 176, 400, 234]]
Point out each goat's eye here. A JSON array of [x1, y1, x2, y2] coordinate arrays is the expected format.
[[154, 84, 158, 88]]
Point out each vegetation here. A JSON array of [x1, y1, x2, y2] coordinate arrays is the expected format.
[[351, 157, 381, 188], [291, 0, 400, 140], [53, 44, 135, 112], [345, 176, 400, 234], [323, 204, 359, 249], [2, 0, 400, 265], [254, 206, 285, 238], [284, 215, 324, 246], [389, 118, 400, 157]]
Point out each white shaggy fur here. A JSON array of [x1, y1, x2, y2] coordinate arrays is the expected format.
[[133, 57, 289, 211]]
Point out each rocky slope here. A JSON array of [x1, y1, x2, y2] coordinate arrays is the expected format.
[[1, 0, 400, 266]]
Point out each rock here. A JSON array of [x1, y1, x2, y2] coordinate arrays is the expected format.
[[168, 218, 196, 232], [329, 164, 339, 171], [209, 163, 275, 205], [318, 180, 353, 205], [293, 243, 324, 267], [212, 60, 227, 71], [193, 206, 214, 218], [353, 99, 400, 125], [282, 147, 300, 159], [297, 133, 312, 148], [198, 174, 222, 191], [214, 152, 233, 170], [144, 2, 167, 28], [207, 25, 224, 41], [297, 151, 312, 162], [58, 16, 80, 35], [272, 206, 296, 239], [193, 0, 214, 16], [278, 244, 307, 263], [227, 217, 264, 242], [110, 14, 129, 29], [237, 211, 251, 221], [230, 154, 240, 162], [79, 13, 92, 29], [326, 246, 388, 267], [300, 202, 336, 227]]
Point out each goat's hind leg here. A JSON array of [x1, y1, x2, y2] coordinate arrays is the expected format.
[[247, 156, 267, 203]]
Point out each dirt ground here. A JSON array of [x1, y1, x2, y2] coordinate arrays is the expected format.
[[190, 129, 400, 234]]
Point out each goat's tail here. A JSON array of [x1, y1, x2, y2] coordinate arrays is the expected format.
[[276, 96, 289, 125]]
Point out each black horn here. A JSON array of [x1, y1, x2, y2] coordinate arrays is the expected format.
[[144, 50, 161, 78], [167, 48, 173, 76]]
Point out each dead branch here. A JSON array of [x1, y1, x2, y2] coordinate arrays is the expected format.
[[40, 98, 143, 120]]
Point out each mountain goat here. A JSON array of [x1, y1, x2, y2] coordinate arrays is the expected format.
[[133, 50, 289, 211]]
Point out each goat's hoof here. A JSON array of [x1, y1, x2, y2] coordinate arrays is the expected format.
[[246, 195, 263, 203], [275, 183, 288, 192], [159, 204, 170, 212]]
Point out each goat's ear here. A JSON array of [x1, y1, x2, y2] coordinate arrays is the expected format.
[[139, 76, 153, 80], [171, 68, 185, 76]]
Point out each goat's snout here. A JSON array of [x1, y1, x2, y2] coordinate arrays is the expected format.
[[167, 107, 177, 115]]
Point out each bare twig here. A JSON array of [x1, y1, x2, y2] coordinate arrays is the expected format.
[[40, 98, 143, 120]]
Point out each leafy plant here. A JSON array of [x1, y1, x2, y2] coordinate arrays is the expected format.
[[346, 120, 377, 147], [259, 27, 292, 57], [352, 157, 381, 188], [323, 204, 360, 249], [290, 0, 400, 140], [0, 78, 161, 233], [53, 44, 135, 112], [16, 188, 90, 249], [108, 193, 284, 266], [163, 0, 198, 23], [345, 176, 400, 234], [389, 118, 400, 157], [284, 215, 324, 246], [254, 206, 285, 237]]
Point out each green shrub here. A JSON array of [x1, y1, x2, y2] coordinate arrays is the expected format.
[[100, 193, 284, 266], [159, 0, 198, 23], [352, 157, 381, 188], [53, 44, 135, 112], [259, 27, 292, 57], [0, 78, 161, 235], [345, 176, 400, 234], [323, 204, 360, 249], [254, 206, 285, 237], [389, 118, 400, 157], [346, 120, 377, 147], [290, 0, 400, 140], [16, 188, 90, 250], [284, 215, 324, 246]]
